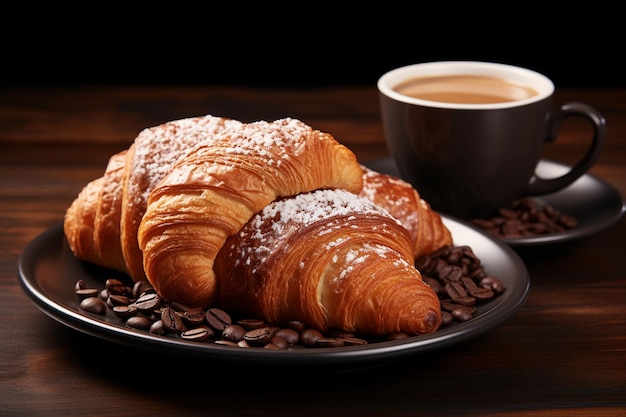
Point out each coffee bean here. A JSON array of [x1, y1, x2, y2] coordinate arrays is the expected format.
[[274, 328, 300, 345], [451, 306, 474, 322], [132, 280, 154, 299], [461, 276, 478, 290], [126, 316, 153, 330], [244, 326, 275, 346], [222, 324, 247, 342], [269, 336, 288, 349], [74, 280, 100, 299], [423, 276, 444, 296], [169, 301, 191, 312], [445, 282, 467, 299], [79, 297, 107, 314], [161, 306, 185, 333], [299, 328, 324, 347], [237, 318, 266, 330], [107, 294, 131, 306], [205, 308, 231, 331], [75, 280, 86, 291], [75, 287, 99, 300], [112, 304, 137, 319], [480, 276, 506, 294], [441, 311, 453, 326], [285, 320, 307, 332], [342, 337, 369, 346], [315, 338, 345, 348], [440, 300, 457, 312], [469, 286, 495, 300], [182, 307, 206, 327], [181, 326, 214, 342], [469, 267, 487, 280], [452, 296, 476, 307], [440, 265, 463, 282], [105, 278, 130, 296], [215, 340, 239, 347], [149, 320, 165, 335], [135, 293, 161, 313]]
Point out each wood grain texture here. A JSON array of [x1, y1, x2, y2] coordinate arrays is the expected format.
[[1, 86, 625, 416]]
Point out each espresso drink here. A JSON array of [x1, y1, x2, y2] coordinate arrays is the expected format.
[[394, 75, 539, 104]]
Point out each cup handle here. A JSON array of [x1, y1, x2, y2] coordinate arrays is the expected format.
[[525, 102, 606, 195]]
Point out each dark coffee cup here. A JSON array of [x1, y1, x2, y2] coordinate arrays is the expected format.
[[378, 61, 606, 219]]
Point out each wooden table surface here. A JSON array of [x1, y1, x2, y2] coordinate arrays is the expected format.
[[1, 85, 625, 416]]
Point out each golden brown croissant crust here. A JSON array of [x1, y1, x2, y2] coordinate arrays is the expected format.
[[359, 166, 453, 258], [214, 188, 442, 336], [64, 150, 128, 273]]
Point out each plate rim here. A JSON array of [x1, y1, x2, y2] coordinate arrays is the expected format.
[[17, 217, 530, 367]]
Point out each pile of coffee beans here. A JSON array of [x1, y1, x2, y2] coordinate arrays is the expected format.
[[415, 245, 505, 326], [76, 279, 377, 348], [75, 245, 505, 349], [469, 198, 577, 239]]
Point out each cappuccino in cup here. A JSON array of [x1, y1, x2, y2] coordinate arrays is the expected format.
[[378, 61, 606, 219], [393, 74, 539, 104]]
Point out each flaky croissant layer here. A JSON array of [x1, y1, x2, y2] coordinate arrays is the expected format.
[[214, 189, 442, 336]]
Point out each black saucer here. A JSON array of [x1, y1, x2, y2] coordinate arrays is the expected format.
[[364, 157, 626, 247]]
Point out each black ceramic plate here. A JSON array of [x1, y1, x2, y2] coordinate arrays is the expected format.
[[365, 157, 626, 247], [18, 218, 529, 369]]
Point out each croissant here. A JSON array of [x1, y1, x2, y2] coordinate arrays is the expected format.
[[64, 150, 128, 273], [120, 115, 242, 281], [137, 118, 364, 308], [359, 166, 453, 258], [214, 188, 442, 336], [63, 115, 242, 280]]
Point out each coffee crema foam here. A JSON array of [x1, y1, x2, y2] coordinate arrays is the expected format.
[[393, 74, 539, 104]]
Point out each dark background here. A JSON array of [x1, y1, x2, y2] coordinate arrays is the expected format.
[[2, 2, 623, 88]]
